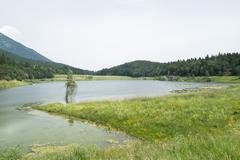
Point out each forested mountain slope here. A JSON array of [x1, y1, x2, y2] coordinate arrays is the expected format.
[[97, 53, 240, 77], [0, 33, 51, 62], [0, 49, 92, 80]]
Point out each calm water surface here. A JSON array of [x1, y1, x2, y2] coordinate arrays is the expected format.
[[0, 80, 218, 149]]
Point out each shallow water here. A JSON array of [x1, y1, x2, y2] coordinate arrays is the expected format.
[[0, 80, 218, 149]]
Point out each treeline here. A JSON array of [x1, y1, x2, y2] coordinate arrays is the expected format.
[[97, 53, 240, 77], [1, 49, 240, 81], [0, 49, 92, 80], [0, 49, 54, 80]]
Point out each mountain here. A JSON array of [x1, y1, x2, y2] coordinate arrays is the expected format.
[[0, 48, 53, 80], [0, 48, 93, 80], [0, 33, 93, 80], [96, 53, 240, 77], [0, 33, 51, 62]]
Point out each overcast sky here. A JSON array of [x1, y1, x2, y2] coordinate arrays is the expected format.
[[0, 0, 239, 70]]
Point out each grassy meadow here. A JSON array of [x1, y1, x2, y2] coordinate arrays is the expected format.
[[10, 84, 238, 160], [0, 80, 30, 89], [52, 75, 240, 83], [51, 74, 134, 81]]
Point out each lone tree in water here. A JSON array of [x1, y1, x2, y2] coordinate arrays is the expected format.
[[65, 71, 77, 103]]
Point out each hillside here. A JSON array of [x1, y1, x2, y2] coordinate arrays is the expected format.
[[0, 48, 92, 80], [0, 33, 51, 62], [0, 33, 93, 81], [97, 53, 240, 77]]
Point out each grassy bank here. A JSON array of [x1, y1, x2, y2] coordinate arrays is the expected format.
[[1, 85, 240, 159], [2, 132, 240, 160], [52, 75, 240, 83], [1, 76, 239, 90], [0, 75, 134, 90], [19, 133, 240, 160], [53, 75, 240, 83], [51, 74, 134, 81], [154, 76, 240, 83], [34, 85, 240, 141], [15, 85, 240, 159], [0, 80, 30, 89]]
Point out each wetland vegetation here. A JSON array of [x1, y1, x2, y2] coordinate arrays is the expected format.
[[0, 80, 30, 89], [1, 85, 237, 160]]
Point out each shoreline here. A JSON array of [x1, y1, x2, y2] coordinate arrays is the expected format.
[[1, 84, 240, 159], [1, 75, 240, 90]]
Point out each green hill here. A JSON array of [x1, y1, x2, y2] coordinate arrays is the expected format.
[[0, 33, 93, 81], [0, 48, 92, 80], [97, 53, 240, 77]]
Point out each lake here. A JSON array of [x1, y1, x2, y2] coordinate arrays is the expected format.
[[0, 80, 218, 149]]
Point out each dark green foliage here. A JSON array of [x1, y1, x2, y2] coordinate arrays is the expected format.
[[0, 49, 53, 80], [0, 49, 92, 80], [97, 53, 240, 77], [0, 147, 22, 160]]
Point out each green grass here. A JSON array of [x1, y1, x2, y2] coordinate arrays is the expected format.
[[53, 75, 240, 83], [0, 80, 30, 89], [52, 74, 134, 81], [0, 75, 135, 90], [0, 75, 134, 90], [16, 133, 240, 160], [34, 85, 240, 141], [1, 76, 239, 90], [209, 76, 240, 83], [2, 85, 240, 159], [181, 76, 240, 83], [2, 133, 240, 160], [0, 147, 23, 160], [154, 76, 240, 83]]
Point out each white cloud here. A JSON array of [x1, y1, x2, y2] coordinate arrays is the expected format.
[[0, 25, 22, 41]]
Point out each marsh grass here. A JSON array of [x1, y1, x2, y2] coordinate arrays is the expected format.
[[155, 76, 240, 83], [52, 74, 134, 81], [0, 147, 22, 160], [20, 132, 240, 160], [53, 75, 240, 83], [0, 80, 29, 89], [34, 85, 240, 141], [2, 85, 240, 160]]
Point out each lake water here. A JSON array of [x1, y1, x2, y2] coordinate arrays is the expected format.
[[0, 80, 218, 149]]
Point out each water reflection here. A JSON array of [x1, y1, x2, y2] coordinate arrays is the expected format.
[[67, 118, 74, 126]]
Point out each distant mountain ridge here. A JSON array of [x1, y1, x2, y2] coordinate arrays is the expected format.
[[0, 33, 51, 62], [1, 32, 239, 79], [97, 54, 240, 77]]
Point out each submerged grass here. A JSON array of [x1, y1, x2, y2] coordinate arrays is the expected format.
[[16, 132, 240, 160]]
